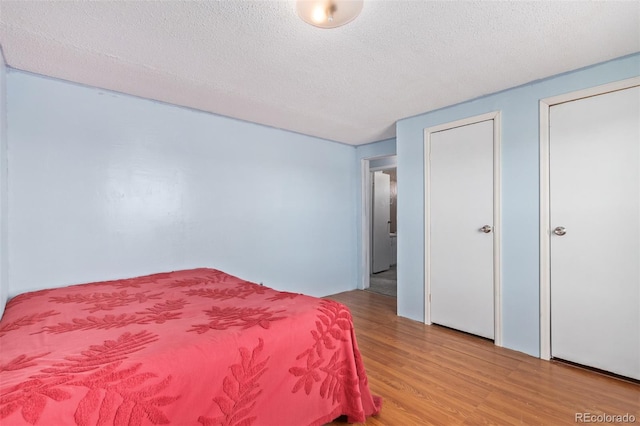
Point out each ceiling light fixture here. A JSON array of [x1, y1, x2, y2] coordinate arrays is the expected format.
[[296, 0, 363, 29]]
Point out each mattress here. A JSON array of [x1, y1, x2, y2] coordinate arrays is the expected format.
[[0, 268, 381, 425]]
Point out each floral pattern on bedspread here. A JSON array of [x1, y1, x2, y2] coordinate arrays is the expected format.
[[1, 331, 177, 425], [197, 339, 269, 426], [0, 268, 381, 425]]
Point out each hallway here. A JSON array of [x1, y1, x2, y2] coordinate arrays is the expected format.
[[367, 265, 396, 297]]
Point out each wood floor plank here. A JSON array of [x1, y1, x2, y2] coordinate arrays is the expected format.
[[325, 290, 640, 425]]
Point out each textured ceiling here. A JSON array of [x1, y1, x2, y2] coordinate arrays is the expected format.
[[0, 1, 638, 145]]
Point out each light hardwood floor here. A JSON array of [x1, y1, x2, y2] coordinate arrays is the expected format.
[[325, 290, 639, 425]]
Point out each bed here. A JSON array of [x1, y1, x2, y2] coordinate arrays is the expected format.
[[0, 268, 381, 425]]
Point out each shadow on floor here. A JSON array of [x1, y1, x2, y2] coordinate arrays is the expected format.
[[367, 265, 396, 297]]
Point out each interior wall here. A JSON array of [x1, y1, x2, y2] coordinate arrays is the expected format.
[[396, 53, 640, 357], [0, 48, 7, 318], [7, 70, 358, 298]]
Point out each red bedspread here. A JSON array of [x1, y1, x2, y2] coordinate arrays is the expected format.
[[0, 268, 381, 425]]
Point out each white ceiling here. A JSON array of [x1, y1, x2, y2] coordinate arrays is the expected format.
[[0, 1, 638, 145]]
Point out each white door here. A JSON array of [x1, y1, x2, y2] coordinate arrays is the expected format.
[[550, 86, 640, 380], [372, 171, 391, 273], [429, 119, 495, 339]]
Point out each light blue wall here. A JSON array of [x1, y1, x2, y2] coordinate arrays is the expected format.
[[356, 139, 396, 162], [396, 53, 640, 357], [355, 139, 396, 288], [0, 48, 7, 318], [7, 70, 358, 299], [369, 155, 397, 169]]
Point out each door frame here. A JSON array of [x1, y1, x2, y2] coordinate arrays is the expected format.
[[361, 156, 397, 290], [538, 76, 640, 360], [423, 111, 502, 346]]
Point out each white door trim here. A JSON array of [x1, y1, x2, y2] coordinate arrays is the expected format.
[[423, 111, 502, 346], [361, 159, 371, 290], [361, 156, 396, 290], [539, 76, 640, 360]]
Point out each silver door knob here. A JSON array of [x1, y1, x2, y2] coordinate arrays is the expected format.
[[480, 225, 492, 233], [553, 226, 566, 236]]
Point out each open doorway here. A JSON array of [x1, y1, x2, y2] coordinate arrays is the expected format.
[[363, 155, 397, 298], [370, 168, 397, 297]]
